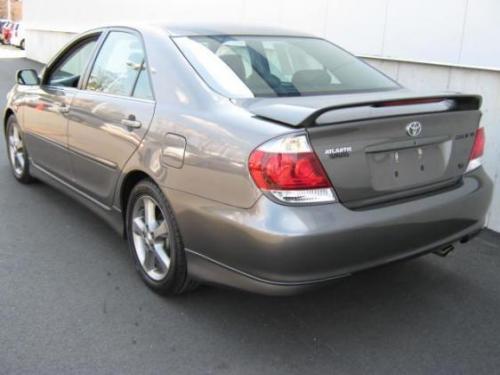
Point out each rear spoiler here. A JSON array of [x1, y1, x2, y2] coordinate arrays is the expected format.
[[300, 95, 482, 128], [250, 94, 482, 128]]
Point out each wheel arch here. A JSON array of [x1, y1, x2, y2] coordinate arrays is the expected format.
[[3, 108, 15, 135], [119, 169, 153, 221]]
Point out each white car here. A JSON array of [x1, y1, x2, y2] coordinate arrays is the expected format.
[[9, 23, 25, 50]]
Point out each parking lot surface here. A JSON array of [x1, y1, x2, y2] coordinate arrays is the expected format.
[[1, 50, 500, 374]]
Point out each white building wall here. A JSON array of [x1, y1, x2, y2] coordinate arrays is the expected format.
[[24, 0, 500, 70], [23, 0, 500, 230]]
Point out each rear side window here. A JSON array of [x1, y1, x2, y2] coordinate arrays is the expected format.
[[133, 68, 154, 100], [87, 31, 153, 98]]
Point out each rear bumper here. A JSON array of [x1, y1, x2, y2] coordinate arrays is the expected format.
[[168, 168, 493, 295]]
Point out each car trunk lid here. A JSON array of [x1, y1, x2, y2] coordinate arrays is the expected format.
[[240, 91, 482, 207]]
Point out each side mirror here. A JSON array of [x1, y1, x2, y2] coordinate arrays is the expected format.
[[17, 69, 40, 86]]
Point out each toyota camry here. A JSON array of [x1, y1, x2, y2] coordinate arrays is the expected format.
[[4, 23, 493, 295]]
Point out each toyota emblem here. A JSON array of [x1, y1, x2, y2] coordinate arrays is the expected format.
[[406, 121, 422, 137]]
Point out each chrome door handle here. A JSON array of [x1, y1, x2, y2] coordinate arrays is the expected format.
[[121, 118, 142, 129]]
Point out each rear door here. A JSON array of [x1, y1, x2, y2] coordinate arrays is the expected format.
[[306, 98, 481, 207], [22, 36, 99, 181], [68, 30, 155, 206]]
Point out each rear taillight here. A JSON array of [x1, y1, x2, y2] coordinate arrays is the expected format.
[[249, 134, 335, 204], [466, 127, 485, 173]]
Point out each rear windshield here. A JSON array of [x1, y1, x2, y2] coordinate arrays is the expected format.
[[174, 35, 399, 98]]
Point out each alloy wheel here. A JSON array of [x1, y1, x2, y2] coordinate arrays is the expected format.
[[131, 195, 171, 281], [8, 123, 25, 177]]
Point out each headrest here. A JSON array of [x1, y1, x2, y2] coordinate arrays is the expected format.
[[220, 54, 246, 80], [292, 69, 331, 90]]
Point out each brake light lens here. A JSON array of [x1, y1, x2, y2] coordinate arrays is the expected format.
[[466, 127, 485, 173], [249, 151, 330, 190], [373, 98, 445, 107], [249, 134, 335, 204]]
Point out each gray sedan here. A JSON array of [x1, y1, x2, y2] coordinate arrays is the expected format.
[[3, 23, 493, 295]]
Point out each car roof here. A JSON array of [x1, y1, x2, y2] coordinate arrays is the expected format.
[[92, 22, 313, 38], [157, 22, 312, 37]]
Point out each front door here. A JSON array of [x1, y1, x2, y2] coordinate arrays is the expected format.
[[68, 30, 155, 206], [22, 36, 99, 181]]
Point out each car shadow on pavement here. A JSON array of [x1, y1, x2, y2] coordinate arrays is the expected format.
[[160, 252, 498, 372]]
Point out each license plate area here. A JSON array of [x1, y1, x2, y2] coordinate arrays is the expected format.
[[368, 141, 451, 191]]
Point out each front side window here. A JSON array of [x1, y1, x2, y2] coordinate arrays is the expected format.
[[47, 38, 97, 88], [87, 31, 151, 98], [174, 36, 400, 98]]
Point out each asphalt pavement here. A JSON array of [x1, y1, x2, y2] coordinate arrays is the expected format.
[[1, 48, 500, 375]]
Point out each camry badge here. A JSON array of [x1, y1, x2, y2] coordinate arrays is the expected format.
[[406, 121, 422, 137]]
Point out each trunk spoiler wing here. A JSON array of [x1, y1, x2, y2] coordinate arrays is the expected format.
[[249, 94, 482, 128]]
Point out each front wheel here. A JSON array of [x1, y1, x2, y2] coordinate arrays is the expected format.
[[126, 179, 197, 295], [5, 116, 34, 184]]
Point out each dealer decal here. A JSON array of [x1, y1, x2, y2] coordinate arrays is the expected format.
[[324, 146, 353, 159]]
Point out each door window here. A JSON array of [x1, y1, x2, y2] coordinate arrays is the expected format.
[[132, 68, 153, 100], [86, 31, 151, 98], [47, 38, 98, 88]]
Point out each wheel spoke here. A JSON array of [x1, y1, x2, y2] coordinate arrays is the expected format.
[[134, 241, 146, 264], [143, 198, 156, 229], [152, 244, 170, 271], [15, 152, 25, 169], [152, 220, 168, 240], [133, 217, 147, 235], [143, 249, 155, 270], [13, 126, 19, 142]]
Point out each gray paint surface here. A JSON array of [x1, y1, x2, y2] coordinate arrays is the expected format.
[[2, 54, 500, 374]]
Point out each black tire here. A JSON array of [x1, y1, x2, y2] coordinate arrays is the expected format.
[[5, 116, 35, 184], [20, 40, 25, 50], [126, 179, 198, 295]]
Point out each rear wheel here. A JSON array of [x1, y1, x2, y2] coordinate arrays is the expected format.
[[20, 39, 25, 50], [126, 179, 197, 295], [5, 116, 34, 184]]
